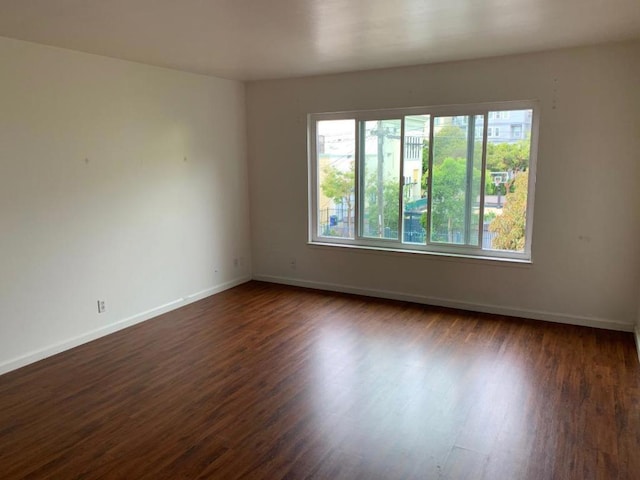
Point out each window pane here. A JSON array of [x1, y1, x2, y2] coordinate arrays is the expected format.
[[317, 119, 355, 239], [470, 115, 485, 246], [402, 115, 430, 244], [484, 109, 532, 252], [430, 115, 484, 245], [361, 119, 401, 239]]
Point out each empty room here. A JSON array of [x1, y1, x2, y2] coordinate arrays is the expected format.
[[1, 1, 640, 479]]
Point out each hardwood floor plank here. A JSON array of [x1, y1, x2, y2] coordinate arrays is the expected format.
[[1, 281, 639, 479]]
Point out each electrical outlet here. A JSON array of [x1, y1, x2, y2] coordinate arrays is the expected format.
[[97, 300, 106, 313], [290, 258, 297, 270], [233, 258, 239, 268]]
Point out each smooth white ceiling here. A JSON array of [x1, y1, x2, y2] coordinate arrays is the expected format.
[[0, 0, 639, 81]]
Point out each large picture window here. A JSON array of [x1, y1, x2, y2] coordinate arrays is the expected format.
[[308, 101, 539, 261]]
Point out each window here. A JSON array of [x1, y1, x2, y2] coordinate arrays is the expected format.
[[309, 101, 538, 261], [511, 124, 523, 139]]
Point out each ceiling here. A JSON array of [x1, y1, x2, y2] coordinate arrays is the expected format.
[[0, 0, 639, 81]]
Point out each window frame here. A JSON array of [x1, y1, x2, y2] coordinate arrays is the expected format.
[[308, 100, 539, 262]]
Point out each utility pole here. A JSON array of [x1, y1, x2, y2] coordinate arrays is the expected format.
[[369, 120, 400, 238]]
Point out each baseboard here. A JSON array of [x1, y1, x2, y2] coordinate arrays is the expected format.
[[635, 327, 640, 365], [0, 276, 251, 376], [252, 274, 634, 333]]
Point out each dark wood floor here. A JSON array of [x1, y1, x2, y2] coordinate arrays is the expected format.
[[1, 281, 639, 479]]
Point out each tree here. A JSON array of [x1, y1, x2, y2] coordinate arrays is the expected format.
[[485, 139, 530, 195], [421, 124, 481, 193], [421, 140, 430, 193], [489, 171, 528, 251], [364, 175, 400, 237], [486, 139, 530, 173], [321, 162, 354, 235], [431, 125, 467, 166], [419, 123, 484, 243], [422, 157, 481, 243]]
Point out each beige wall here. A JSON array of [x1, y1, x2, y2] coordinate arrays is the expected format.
[[636, 285, 640, 356], [0, 37, 251, 373], [247, 41, 640, 331]]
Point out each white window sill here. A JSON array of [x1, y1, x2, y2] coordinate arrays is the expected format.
[[308, 240, 533, 266]]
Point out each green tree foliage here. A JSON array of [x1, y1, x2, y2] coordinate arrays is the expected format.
[[485, 139, 530, 194], [321, 163, 354, 201], [421, 124, 478, 192], [489, 171, 528, 251], [421, 142, 429, 192], [419, 122, 483, 242], [486, 139, 530, 172], [364, 175, 399, 236], [425, 157, 481, 242], [320, 162, 354, 234], [431, 125, 467, 165]]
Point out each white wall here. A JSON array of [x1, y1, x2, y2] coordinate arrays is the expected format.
[[247, 41, 640, 331], [0, 37, 251, 373]]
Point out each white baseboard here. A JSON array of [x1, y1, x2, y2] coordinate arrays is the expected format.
[[0, 276, 251, 376], [253, 274, 635, 333], [635, 327, 640, 365]]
